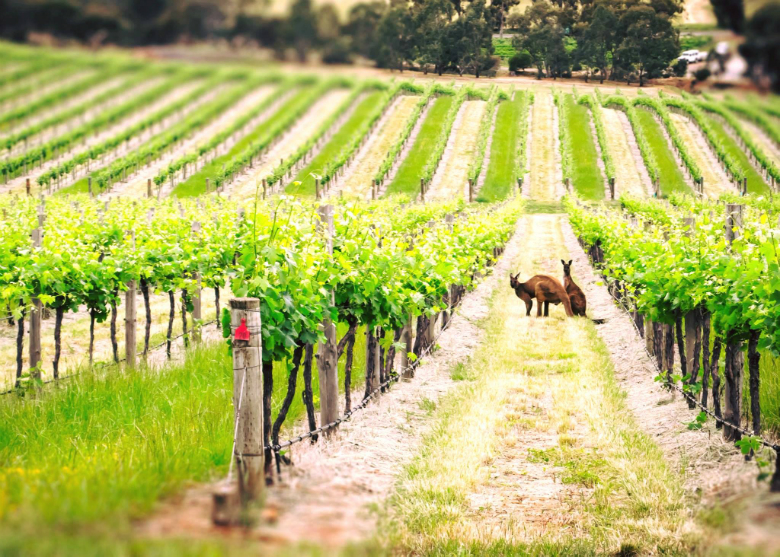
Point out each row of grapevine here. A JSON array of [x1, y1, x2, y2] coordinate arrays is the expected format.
[[467, 86, 504, 185], [632, 95, 703, 184], [722, 97, 780, 147], [418, 88, 467, 190], [1, 62, 143, 129], [372, 84, 437, 187], [577, 92, 615, 182], [31, 68, 215, 188], [513, 90, 533, 186], [553, 89, 572, 188], [90, 75, 271, 191], [3, 66, 163, 153], [661, 95, 745, 183], [602, 94, 661, 188], [153, 76, 296, 189], [567, 193, 780, 486], [694, 98, 779, 185]]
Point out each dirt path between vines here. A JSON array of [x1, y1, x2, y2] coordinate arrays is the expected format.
[[601, 107, 649, 197], [137, 204, 527, 547], [528, 91, 560, 201]]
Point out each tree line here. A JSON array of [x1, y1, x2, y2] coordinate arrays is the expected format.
[[1, 0, 778, 90]]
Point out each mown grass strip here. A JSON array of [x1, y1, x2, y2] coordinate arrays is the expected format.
[[384, 95, 454, 197], [634, 108, 690, 195], [286, 91, 384, 196], [478, 92, 526, 202], [565, 94, 604, 201]]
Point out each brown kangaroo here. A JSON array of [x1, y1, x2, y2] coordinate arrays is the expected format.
[[509, 273, 574, 317], [561, 260, 587, 317]]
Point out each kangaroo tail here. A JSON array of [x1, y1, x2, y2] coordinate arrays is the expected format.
[[562, 292, 574, 318]]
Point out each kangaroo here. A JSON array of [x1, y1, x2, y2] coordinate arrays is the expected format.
[[561, 260, 587, 317], [509, 273, 574, 317]]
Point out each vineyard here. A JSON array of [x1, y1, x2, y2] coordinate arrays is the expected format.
[[4, 40, 780, 554]]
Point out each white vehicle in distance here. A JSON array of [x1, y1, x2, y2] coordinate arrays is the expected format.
[[678, 49, 706, 63]]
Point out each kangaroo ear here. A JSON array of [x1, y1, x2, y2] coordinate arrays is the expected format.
[[560, 259, 566, 266], [568, 260, 572, 266]]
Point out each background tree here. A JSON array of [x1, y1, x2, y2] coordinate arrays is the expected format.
[[509, 50, 533, 73], [710, 0, 745, 33], [576, 4, 617, 83], [616, 5, 678, 86], [286, 0, 317, 62], [452, 0, 494, 77], [739, 3, 780, 93], [488, 0, 521, 35], [375, 0, 415, 71], [344, 1, 386, 61], [513, 1, 570, 78], [414, 0, 455, 75]]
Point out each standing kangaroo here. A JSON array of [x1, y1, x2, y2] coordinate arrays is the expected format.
[[561, 260, 587, 317], [509, 273, 574, 317]]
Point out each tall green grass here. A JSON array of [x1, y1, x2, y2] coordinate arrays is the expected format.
[[0, 323, 372, 539], [172, 89, 315, 197], [700, 113, 770, 195], [478, 95, 522, 202], [566, 94, 604, 201], [286, 91, 384, 196], [634, 109, 691, 196], [384, 95, 454, 196]]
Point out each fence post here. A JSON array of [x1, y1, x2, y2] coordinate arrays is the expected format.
[[26, 178, 31, 197], [468, 179, 474, 202], [229, 298, 264, 503], [125, 231, 137, 369], [315, 205, 339, 432], [88, 177, 93, 197], [609, 178, 616, 200], [420, 178, 425, 203], [28, 227, 42, 380], [723, 204, 744, 442], [401, 314, 414, 379]]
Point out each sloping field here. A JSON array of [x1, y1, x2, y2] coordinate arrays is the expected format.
[[385, 95, 454, 197], [338, 95, 420, 199], [528, 91, 559, 202], [428, 100, 486, 200], [600, 107, 648, 197]]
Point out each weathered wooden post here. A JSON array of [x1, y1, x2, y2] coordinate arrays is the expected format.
[[29, 227, 42, 380], [723, 204, 744, 442], [315, 179, 320, 200], [124, 231, 137, 369], [205, 178, 211, 193], [88, 177, 93, 197], [315, 205, 339, 432], [401, 314, 414, 379], [420, 178, 425, 203], [145, 178, 151, 198], [609, 178, 616, 200], [229, 298, 264, 502], [468, 179, 474, 202], [191, 222, 202, 343], [26, 178, 31, 196]]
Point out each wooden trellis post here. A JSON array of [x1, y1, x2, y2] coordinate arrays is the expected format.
[[723, 204, 744, 442], [468, 179, 474, 202], [191, 222, 202, 342], [420, 178, 425, 203], [609, 178, 616, 199], [125, 231, 137, 369], [315, 205, 339, 432], [29, 227, 42, 380], [229, 298, 264, 503]]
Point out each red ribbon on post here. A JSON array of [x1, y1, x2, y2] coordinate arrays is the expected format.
[[234, 317, 250, 341]]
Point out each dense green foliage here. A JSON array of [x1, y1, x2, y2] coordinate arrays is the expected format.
[[558, 92, 604, 200]]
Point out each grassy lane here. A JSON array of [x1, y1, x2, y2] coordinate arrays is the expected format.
[[600, 107, 648, 198], [700, 112, 771, 195], [380, 213, 703, 555], [565, 94, 604, 201], [634, 109, 690, 196], [385, 95, 454, 197], [529, 91, 558, 202], [478, 93, 524, 202], [286, 91, 384, 196]]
